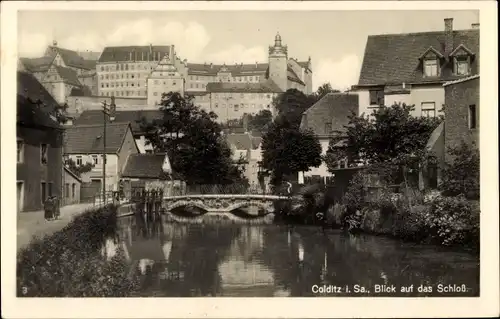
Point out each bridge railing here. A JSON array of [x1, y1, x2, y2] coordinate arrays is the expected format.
[[183, 184, 267, 196]]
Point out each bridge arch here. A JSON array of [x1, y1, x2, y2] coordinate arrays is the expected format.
[[225, 200, 275, 213]]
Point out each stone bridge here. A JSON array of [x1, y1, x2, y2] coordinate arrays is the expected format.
[[163, 194, 290, 216]]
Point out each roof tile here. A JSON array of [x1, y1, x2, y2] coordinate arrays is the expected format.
[[64, 122, 131, 154], [358, 29, 479, 86], [73, 110, 162, 134], [122, 153, 168, 179], [300, 93, 359, 136], [98, 45, 171, 63]]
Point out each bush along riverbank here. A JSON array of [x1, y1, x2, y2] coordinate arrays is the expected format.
[[273, 178, 479, 254], [17, 204, 140, 297]]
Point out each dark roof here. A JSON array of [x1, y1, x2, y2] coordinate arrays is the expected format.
[[287, 67, 305, 85], [226, 133, 260, 150], [122, 153, 169, 179], [98, 45, 171, 63], [187, 63, 269, 77], [300, 93, 359, 137], [64, 166, 83, 183], [47, 46, 94, 70], [17, 71, 61, 129], [77, 51, 102, 61], [19, 56, 54, 73], [73, 110, 162, 134], [206, 80, 283, 93], [357, 29, 479, 86], [54, 65, 81, 86], [70, 86, 93, 97], [64, 122, 132, 154]]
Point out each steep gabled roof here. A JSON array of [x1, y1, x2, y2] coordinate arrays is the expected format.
[[54, 65, 82, 86], [122, 153, 171, 179], [418, 46, 445, 60], [300, 93, 359, 137], [73, 110, 162, 135], [17, 71, 61, 130], [357, 29, 479, 86], [19, 56, 54, 73], [206, 80, 283, 93], [449, 43, 475, 57], [64, 122, 132, 154], [47, 46, 94, 70], [98, 45, 171, 63]]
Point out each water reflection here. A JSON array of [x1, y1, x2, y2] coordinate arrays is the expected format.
[[117, 215, 479, 297]]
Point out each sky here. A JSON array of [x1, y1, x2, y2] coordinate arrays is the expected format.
[[18, 10, 479, 91]]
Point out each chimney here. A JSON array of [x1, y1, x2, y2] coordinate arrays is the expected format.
[[255, 61, 258, 68], [444, 18, 454, 56], [210, 63, 213, 68], [471, 23, 479, 29]]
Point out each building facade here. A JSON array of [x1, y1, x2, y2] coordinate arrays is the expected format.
[[353, 19, 479, 119], [225, 133, 263, 187], [443, 75, 480, 162], [63, 166, 82, 206], [299, 93, 359, 177], [63, 122, 139, 193], [19, 42, 98, 103], [17, 71, 64, 212], [96, 33, 313, 122]]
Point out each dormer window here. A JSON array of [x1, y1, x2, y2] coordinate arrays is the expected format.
[[450, 44, 474, 76], [424, 58, 439, 77], [454, 56, 470, 76]]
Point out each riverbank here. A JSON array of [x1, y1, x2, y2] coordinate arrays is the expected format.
[[16, 204, 140, 297]]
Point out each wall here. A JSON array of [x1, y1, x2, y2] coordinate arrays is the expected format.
[[17, 126, 63, 212], [66, 153, 119, 192], [66, 95, 148, 114], [78, 73, 98, 96], [207, 92, 277, 122], [444, 77, 479, 162], [63, 169, 81, 205], [147, 76, 184, 106], [356, 85, 445, 118], [117, 128, 139, 176], [304, 138, 331, 177]]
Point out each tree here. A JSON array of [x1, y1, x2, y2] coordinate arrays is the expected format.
[[272, 89, 318, 129], [325, 103, 442, 184], [247, 109, 273, 132], [140, 92, 248, 186], [315, 82, 340, 100], [440, 141, 479, 199], [261, 116, 322, 187], [64, 158, 94, 177]]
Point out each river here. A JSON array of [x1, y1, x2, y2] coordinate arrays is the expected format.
[[116, 215, 479, 297]]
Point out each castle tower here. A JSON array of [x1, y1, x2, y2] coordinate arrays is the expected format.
[[268, 32, 288, 92]]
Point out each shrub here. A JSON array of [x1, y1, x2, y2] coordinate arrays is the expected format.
[[423, 195, 480, 248], [440, 141, 479, 200], [17, 204, 140, 297]]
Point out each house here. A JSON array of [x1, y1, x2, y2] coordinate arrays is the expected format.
[[299, 93, 359, 177], [443, 75, 480, 161], [121, 153, 184, 197], [63, 122, 139, 194], [62, 166, 82, 206], [17, 71, 64, 212], [225, 133, 263, 187], [72, 109, 163, 153], [353, 18, 479, 118], [41, 64, 84, 104]]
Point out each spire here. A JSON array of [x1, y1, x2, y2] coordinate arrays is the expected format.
[[274, 32, 282, 47]]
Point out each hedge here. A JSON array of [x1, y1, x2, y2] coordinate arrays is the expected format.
[[17, 204, 140, 297]]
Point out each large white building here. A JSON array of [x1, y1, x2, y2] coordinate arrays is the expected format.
[[96, 33, 313, 122]]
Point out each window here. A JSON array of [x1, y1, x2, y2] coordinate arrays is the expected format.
[[369, 89, 384, 106], [468, 104, 477, 129], [424, 59, 439, 77], [92, 155, 99, 165], [76, 156, 82, 165], [234, 104, 239, 112], [455, 56, 469, 76], [17, 139, 24, 163], [215, 103, 219, 108], [72, 184, 76, 198], [40, 144, 48, 164], [65, 183, 70, 198], [324, 122, 332, 134], [41, 182, 46, 203], [421, 102, 436, 118]]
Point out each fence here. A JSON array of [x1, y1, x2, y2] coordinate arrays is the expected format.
[[131, 189, 164, 223], [183, 184, 265, 195]]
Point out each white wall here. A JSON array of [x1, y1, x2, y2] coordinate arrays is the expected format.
[[67, 153, 119, 191], [135, 136, 154, 154], [357, 85, 445, 118], [304, 139, 331, 177]]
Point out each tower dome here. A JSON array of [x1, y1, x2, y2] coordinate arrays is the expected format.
[[274, 32, 282, 47]]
